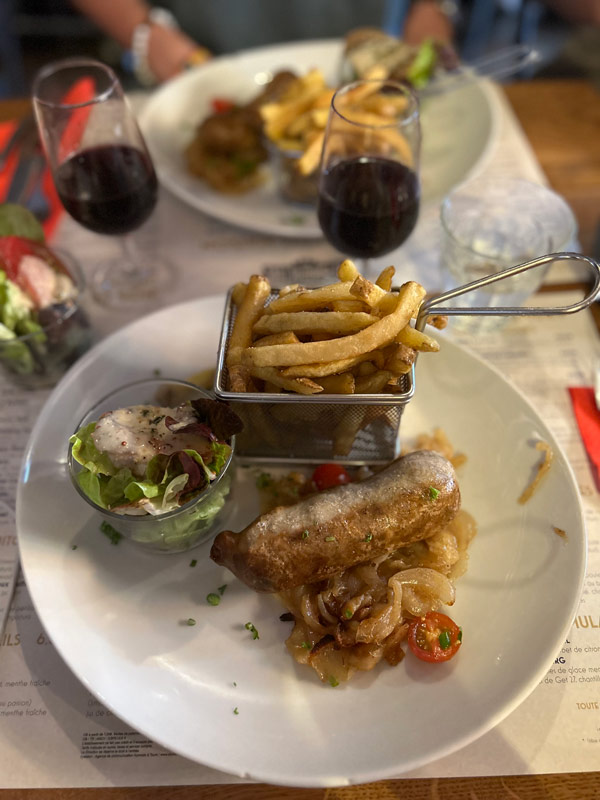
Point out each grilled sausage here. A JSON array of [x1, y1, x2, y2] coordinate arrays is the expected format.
[[210, 450, 460, 593]]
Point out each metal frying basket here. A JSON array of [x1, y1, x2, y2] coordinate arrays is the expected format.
[[214, 252, 600, 464]]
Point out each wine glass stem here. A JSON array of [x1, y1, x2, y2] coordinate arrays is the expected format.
[[120, 234, 150, 282], [358, 258, 374, 281]]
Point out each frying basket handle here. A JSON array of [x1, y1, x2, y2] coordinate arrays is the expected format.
[[416, 252, 600, 331]]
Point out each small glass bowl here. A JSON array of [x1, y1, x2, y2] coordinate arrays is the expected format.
[[266, 140, 319, 206], [0, 250, 93, 389], [68, 378, 236, 554]]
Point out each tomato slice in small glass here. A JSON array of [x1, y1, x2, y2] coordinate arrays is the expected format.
[[408, 611, 462, 663], [312, 463, 351, 491]]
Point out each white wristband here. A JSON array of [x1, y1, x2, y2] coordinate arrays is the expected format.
[[131, 7, 179, 86]]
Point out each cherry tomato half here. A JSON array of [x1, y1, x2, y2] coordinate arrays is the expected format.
[[211, 97, 235, 114], [312, 463, 352, 491], [408, 611, 462, 663]]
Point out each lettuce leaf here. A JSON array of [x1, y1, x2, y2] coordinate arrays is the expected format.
[[70, 422, 119, 477], [407, 39, 437, 89], [0, 204, 45, 242]]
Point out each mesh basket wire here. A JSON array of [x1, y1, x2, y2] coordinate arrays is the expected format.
[[214, 253, 600, 464], [214, 288, 414, 464]]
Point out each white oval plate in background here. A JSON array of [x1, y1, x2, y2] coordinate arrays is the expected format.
[[17, 295, 584, 787], [138, 39, 499, 238]]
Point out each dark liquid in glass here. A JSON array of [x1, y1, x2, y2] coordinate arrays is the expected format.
[[317, 156, 420, 258], [55, 145, 158, 235]]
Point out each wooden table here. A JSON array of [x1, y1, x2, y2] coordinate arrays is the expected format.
[[2, 79, 600, 800]]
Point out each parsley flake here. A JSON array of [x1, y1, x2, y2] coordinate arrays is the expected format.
[[364, 533, 373, 542], [301, 529, 310, 539], [218, 584, 227, 595], [301, 641, 312, 650], [429, 486, 440, 500], [100, 521, 122, 545], [233, 707, 239, 715], [190, 559, 197, 567], [256, 472, 272, 489], [245, 622, 259, 640], [325, 536, 336, 542], [207, 593, 221, 606], [328, 676, 340, 687], [187, 618, 196, 626], [153, 368, 161, 376], [71, 545, 78, 550], [344, 609, 352, 619]]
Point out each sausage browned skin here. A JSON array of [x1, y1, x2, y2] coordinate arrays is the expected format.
[[210, 450, 460, 593]]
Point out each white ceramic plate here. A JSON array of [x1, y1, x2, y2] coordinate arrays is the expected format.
[[138, 40, 499, 238], [17, 296, 584, 787]]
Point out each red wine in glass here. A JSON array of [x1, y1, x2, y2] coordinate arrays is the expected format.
[[55, 144, 158, 236], [317, 80, 421, 275], [33, 58, 173, 308], [318, 156, 420, 258]]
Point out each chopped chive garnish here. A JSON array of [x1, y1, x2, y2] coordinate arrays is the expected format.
[[344, 609, 352, 619], [325, 536, 336, 542], [218, 584, 227, 595], [301, 641, 312, 649], [256, 472, 272, 489], [207, 593, 221, 606], [328, 676, 340, 687], [71, 545, 78, 550], [245, 622, 259, 640], [190, 559, 197, 567], [233, 707, 239, 715], [364, 533, 373, 542], [100, 521, 122, 545], [301, 529, 309, 539], [233, 681, 237, 687], [429, 486, 440, 500], [149, 415, 164, 425], [187, 618, 196, 626], [438, 630, 451, 650]]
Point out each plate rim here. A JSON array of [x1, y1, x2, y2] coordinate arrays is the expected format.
[[16, 294, 586, 787]]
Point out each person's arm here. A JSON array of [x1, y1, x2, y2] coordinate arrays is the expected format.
[[402, 0, 454, 45], [70, 0, 211, 82], [540, 0, 600, 24]]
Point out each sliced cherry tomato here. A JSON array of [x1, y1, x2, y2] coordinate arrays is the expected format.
[[211, 97, 235, 114], [312, 463, 351, 491], [0, 237, 66, 282], [408, 611, 462, 663]]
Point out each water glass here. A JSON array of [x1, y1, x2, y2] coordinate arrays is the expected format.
[[440, 177, 576, 331]]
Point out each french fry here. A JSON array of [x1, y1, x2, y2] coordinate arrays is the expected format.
[[281, 350, 383, 378], [396, 325, 440, 352], [427, 314, 448, 330], [231, 282, 247, 306], [384, 342, 416, 374], [226, 275, 271, 370], [242, 281, 426, 368], [337, 259, 359, 282], [253, 311, 378, 337], [375, 266, 395, 292], [228, 364, 252, 393], [267, 281, 355, 313], [253, 331, 301, 347], [246, 366, 323, 395], [355, 361, 378, 377], [332, 411, 365, 457], [330, 300, 369, 312], [314, 372, 355, 394], [355, 370, 394, 394]]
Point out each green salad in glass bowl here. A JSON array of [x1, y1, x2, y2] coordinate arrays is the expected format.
[[68, 378, 243, 553]]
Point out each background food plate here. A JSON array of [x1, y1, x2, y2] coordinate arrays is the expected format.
[[138, 39, 499, 238], [17, 295, 584, 787]]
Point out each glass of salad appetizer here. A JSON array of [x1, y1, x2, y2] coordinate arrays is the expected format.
[[0, 203, 92, 388], [68, 379, 242, 553]]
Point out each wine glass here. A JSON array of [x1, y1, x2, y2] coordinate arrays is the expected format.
[[317, 79, 421, 279], [33, 58, 173, 309]]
